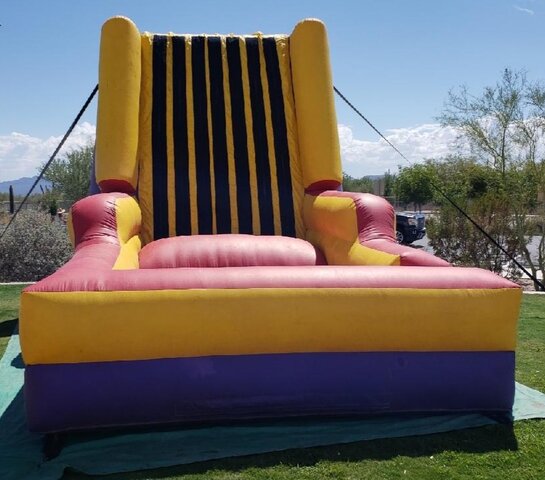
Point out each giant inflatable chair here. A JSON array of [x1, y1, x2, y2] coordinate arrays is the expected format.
[[20, 17, 521, 433]]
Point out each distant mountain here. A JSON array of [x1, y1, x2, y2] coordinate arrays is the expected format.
[[0, 176, 51, 195]]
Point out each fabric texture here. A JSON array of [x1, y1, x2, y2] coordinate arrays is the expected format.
[[139, 234, 325, 268], [138, 32, 304, 243], [25, 351, 515, 432], [21, 287, 520, 365], [95, 17, 141, 193], [304, 191, 450, 267]]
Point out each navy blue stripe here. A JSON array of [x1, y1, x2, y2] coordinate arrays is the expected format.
[[191, 36, 213, 234], [262, 37, 296, 237], [226, 37, 253, 234], [151, 35, 169, 239], [245, 38, 274, 235], [172, 36, 191, 235], [207, 37, 231, 234]]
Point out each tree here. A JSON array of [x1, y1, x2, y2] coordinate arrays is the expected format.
[[0, 209, 72, 281], [426, 157, 521, 276], [342, 172, 374, 193], [383, 170, 396, 197], [394, 163, 435, 211], [439, 69, 527, 176], [42, 144, 93, 205], [435, 68, 545, 288]]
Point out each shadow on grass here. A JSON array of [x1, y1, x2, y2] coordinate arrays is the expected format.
[[0, 318, 17, 339], [0, 387, 517, 479], [63, 420, 518, 479], [11, 353, 24, 369]]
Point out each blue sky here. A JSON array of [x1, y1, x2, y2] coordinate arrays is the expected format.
[[1, 0, 545, 181]]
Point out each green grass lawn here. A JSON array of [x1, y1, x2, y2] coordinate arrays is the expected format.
[[1, 286, 544, 479], [0, 284, 26, 356]]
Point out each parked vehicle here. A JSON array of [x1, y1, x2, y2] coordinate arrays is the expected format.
[[395, 212, 426, 244]]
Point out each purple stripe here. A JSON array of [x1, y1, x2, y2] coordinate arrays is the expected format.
[[25, 352, 515, 433]]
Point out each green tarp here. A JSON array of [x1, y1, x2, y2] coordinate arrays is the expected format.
[[2, 330, 545, 480]]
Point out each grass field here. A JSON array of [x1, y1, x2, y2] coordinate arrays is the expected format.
[[1, 285, 544, 479], [0, 284, 24, 356]]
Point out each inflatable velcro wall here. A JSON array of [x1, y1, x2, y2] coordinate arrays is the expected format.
[[20, 17, 521, 433]]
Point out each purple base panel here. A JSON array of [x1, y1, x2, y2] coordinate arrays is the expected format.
[[25, 351, 515, 433]]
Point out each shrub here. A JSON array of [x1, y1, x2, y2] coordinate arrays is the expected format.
[[0, 210, 72, 282]]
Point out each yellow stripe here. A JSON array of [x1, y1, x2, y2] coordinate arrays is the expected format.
[[137, 33, 154, 245], [112, 235, 141, 270], [259, 36, 282, 235], [239, 37, 260, 235], [112, 195, 143, 269], [276, 36, 304, 238], [290, 20, 342, 190], [95, 17, 140, 192], [306, 230, 400, 266], [304, 194, 359, 242], [303, 194, 401, 265], [185, 37, 198, 235], [166, 35, 176, 237], [204, 37, 217, 234], [222, 36, 238, 233], [20, 287, 520, 365], [67, 212, 75, 246], [114, 196, 142, 243]]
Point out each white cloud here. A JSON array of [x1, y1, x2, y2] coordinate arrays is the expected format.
[[0, 122, 96, 181], [0, 121, 464, 182], [339, 123, 465, 177], [514, 5, 535, 15]]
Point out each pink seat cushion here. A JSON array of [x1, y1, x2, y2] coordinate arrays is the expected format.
[[139, 234, 326, 268]]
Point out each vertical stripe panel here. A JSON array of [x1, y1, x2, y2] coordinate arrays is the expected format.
[[139, 33, 303, 240], [258, 37, 282, 235], [221, 37, 238, 233], [172, 36, 191, 235], [185, 37, 199, 235], [262, 36, 296, 237], [226, 37, 252, 234], [238, 38, 261, 235], [151, 35, 169, 240], [274, 36, 304, 237], [204, 38, 217, 234], [166, 35, 176, 237], [191, 36, 213, 234], [245, 37, 274, 235], [208, 36, 232, 234], [138, 34, 154, 244]]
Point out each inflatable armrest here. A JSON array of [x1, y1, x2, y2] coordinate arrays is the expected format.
[[303, 190, 449, 266], [68, 193, 140, 248], [63, 193, 142, 271]]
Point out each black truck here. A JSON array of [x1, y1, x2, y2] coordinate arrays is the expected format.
[[395, 212, 426, 244]]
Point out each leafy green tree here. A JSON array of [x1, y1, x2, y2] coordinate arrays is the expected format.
[[440, 69, 526, 176], [0, 209, 71, 281], [42, 144, 93, 205], [342, 172, 374, 193], [394, 163, 435, 211], [426, 157, 521, 276], [433, 68, 545, 288], [383, 170, 396, 197]]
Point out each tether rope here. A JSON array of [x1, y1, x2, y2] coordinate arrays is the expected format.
[[0, 84, 98, 241], [334, 85, 545, 290]]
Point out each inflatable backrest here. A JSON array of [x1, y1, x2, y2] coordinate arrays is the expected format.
[[95, 17, 341, 244]]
